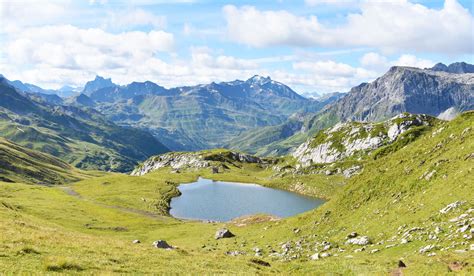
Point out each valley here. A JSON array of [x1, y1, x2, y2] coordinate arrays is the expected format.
[[0, 108, 472, 273]]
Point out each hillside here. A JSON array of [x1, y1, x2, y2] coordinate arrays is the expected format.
[[0, 138, 98, 185], [0, 77, 169, 172], [249, 63, 474, 156], [0, 111, 472, 274]]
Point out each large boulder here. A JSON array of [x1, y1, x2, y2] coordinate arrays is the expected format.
[[346, 236, 371, 246], [152, 240, 173, 249], [215, 228, 235, 240]]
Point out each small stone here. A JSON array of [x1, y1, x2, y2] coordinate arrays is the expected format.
[[458, 225, 470, 233], [310, 253, 320, 260], [427, 252, 436, 257], [400, 238, 410, 244], [370, 249, 379, 254], [215, 228, 235, 239], [419, 245, 435, 254], [320, 252, 330, 258], [354, 247, 365, 253], [470, 244, 474, 251], [226, 251, 244, 256], [398, 260, 407, 268], [132, 239, 141, 244], [293, 228, 301, 234], [434, 226, 443, 234]]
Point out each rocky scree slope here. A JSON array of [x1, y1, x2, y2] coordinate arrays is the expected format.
[[293, 113, 437, 167]]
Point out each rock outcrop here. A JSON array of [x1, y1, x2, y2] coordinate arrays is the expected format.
[[293, 113, 435, 167], [131, 150, 267, 176]]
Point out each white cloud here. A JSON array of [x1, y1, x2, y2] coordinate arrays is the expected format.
[[360, 52, 435, 71], [0, 0, 70, 33], [102, 9, 167, 30], [190, 47, 258, 70], [5, 25, 175, 68], [393, 54, 435, 69], [305, 0, 359, 7], [223, 1, 474, 54], [291, 60, 379, 92]]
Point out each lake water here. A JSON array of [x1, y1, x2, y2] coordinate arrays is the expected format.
[[169, 178, 325, 222]]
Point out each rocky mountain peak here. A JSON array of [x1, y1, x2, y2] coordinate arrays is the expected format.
[[247, 75, 272, 85], [430, 62, 474, 74], [83, 75, 116, 95]]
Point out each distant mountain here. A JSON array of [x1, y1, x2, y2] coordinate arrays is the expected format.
[[226, 92, 345, 154], [7, 78, 79, 98], [248, 63, 474, 156], [58, 85, 81, 97], [0, 76, 168, 172], [86, 75, 330, 151], [431, 62, 474, 74], [67, 93, 96, 107], [82, 75, 116, 96]]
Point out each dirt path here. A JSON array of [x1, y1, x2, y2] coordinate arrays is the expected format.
[[58, 186, 167, 221]]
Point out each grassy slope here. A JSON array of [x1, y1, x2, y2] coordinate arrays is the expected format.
[[0, 112, 472, 274], [0, 137, 101, 185]]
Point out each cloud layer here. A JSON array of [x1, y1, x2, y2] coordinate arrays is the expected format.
[[224, 1, 473, 54]]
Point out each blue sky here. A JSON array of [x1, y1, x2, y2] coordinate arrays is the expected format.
[[1, 0, 473, 96]]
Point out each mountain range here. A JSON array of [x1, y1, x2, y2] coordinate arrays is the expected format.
[[2, 62, 473, 161], [72, 75, 337, 151], [236, 63, 474, 155]]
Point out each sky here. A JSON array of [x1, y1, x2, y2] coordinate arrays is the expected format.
[[0, 0, 473, 97]]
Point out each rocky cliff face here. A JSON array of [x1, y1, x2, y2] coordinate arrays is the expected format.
[[324, 66, 473, 123], [293, 113, 436, 167], [131, 150, 267, 176]]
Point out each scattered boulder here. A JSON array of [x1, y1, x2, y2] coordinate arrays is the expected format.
[[310, 253, 320, 260], [347, 232, 358, 239], [440, 201, 465, 214], [226, 251, 244, 256], [400, 238, 410, 244], [152, 240, 173, 249], [419, 244, 435, 254], [132, 239, 141, 244], [346, 236, 371, 246], [343, 166, 362, 178], [320, 252, 331, 258], [250, 258, 271, 267], [215, 228, 235, 240]]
